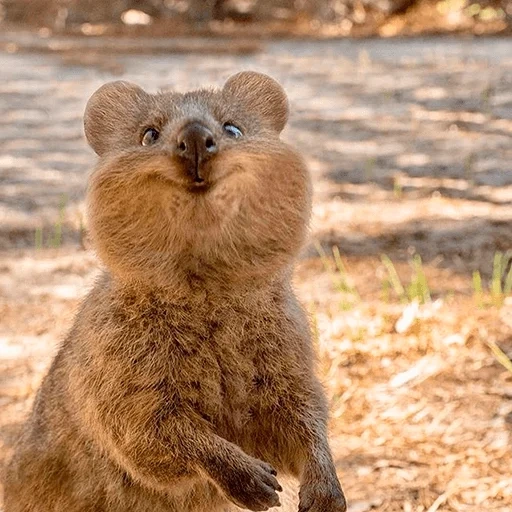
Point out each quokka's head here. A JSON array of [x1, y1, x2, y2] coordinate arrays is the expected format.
[[84, 71, 311, 289]]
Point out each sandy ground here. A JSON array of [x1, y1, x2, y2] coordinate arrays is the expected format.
[[1, 36, 512, 511]]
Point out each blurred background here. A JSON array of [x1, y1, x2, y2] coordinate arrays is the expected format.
[[1, 0, 512, 36], [1, 1, 511, 511]]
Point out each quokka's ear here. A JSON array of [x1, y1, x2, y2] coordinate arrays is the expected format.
[[222, 71, 289, 133], [84, 81, 150, 156]]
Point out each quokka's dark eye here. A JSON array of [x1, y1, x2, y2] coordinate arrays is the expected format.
[[141, 127, 160, 146], [223, 123, 243, 139]]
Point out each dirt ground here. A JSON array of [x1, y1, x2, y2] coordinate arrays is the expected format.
[[1, 36, 512, 511]]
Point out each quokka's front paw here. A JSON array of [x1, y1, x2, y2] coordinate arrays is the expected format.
[[215, 454, 282, 511], [298, 477, 347, 512]]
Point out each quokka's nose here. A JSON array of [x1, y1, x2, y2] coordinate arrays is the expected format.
[[175, 122, 217, 182]]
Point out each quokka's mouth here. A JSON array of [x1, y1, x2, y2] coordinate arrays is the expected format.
[[187, 180, 211, 193]]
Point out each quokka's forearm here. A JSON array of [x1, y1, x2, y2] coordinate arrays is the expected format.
[[90, 405, 283, 510], [282, 380, 347, 512], [89, 408, 253, 492]]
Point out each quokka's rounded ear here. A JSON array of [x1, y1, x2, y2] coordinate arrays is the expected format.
[[84, 81, 149, 156], [222, 71, 289, 133]]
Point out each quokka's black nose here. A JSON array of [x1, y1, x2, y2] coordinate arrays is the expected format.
[[175, 122, 217, 182]]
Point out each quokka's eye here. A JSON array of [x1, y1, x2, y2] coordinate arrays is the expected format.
[[141, 127, 160, 146], [223, 123, 243, 139]]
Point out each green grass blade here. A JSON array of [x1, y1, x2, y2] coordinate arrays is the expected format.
[[486, 340, 512, 375], [34, 226, 43, 250], [314, 240, 332, 272], [504, 264, 512, 296], [472, 270, 484, 308], [491, 251, 504, 307], [411, 254, 431, 304], [381, 254, 406, 302], [50, 194, 67, 248], [332, 246, 360, 300]]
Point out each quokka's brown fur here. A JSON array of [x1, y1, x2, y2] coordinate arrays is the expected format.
[[4, 72, 347, 512]]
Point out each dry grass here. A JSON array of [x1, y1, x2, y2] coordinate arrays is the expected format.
[[318, 298, 512, 511], [293, 247, 512, 511]]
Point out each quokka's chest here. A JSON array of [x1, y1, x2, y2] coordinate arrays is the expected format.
[[157, 312, 294, 433]]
